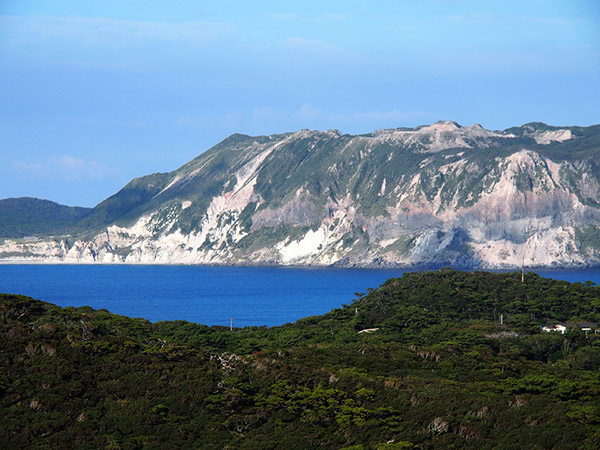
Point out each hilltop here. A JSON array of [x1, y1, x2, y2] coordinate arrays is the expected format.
[[0, 198, 91, 239], [1, 270, 600, 448]]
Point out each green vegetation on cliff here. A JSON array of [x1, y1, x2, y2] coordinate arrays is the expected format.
[[2, 270, 600, 449]]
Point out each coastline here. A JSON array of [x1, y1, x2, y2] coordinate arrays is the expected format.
[[0, 256, 597, 271]]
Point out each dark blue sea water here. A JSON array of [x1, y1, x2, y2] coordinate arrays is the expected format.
[[1, 265, 600, 327]]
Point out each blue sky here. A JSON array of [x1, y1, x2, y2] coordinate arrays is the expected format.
[[1, 0, 599, 206]]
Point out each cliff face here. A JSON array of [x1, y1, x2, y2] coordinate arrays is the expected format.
[[2, 121, 600, 268]]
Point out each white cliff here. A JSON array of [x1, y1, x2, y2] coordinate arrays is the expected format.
[[1, 121, 598, 268]]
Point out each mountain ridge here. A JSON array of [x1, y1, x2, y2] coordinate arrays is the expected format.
[[2, 121, 600, 268]]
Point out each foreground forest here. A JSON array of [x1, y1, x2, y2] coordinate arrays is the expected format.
[[2, 270, 600, 449]]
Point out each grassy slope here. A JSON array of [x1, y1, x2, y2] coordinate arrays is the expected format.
[[0, 198, 92, 238]]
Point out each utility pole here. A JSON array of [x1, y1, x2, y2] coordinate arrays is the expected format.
[[521, 255, 525, 283], [229, 318, 233, 332]]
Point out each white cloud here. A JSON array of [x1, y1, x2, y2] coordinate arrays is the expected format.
[[13, 155, 119, 181], [278, 37, 357, 63], [330, 110, 437, 126], [13, 160, 43, 174], [57, 155, 86, 173], [293, 104, 322, 122], [0, 15, 236, 47], [267, 13, 347, 22], [252, 106, 286, 122], [223, 113, 242, 129]]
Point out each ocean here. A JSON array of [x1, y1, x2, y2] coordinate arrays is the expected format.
[[1, 264, 599, 327]]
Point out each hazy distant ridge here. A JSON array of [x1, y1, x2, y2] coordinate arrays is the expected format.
[[0, 198, 91, 239]]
